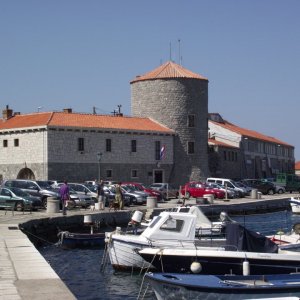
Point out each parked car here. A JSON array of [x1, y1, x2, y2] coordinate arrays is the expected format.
[[206, 182, 237, 199], [149, 183, 179, 200], [235, 181, 252, 196], [103, 185, 132, 207], [180, 182, 216, 199], [68, 183, 98, 202], [241, 179, 276, 195], [261, 179, 286, 194], [121, 185, 148, 205], [55, 184, 94, 208], [206, 178, 247, 198], [2, 179, 59, 209], [0, 187, 43, 211], [121, 182, 163, 202]]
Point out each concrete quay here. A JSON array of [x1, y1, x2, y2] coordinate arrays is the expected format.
[[0, 193, 297, 300]]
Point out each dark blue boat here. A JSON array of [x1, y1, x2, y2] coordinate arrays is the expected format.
[[145, 272, 300, 300], [57, 231, 105, 249]]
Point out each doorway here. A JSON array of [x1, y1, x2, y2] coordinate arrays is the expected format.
[[153, 170, 163, 183]]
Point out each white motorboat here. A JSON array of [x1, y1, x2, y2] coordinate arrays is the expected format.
[[104, 211, 225, 271], [289, 197, 300, 213]]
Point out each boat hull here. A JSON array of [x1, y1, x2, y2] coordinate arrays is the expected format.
[[146, 273, 300, 300], [139, 249, 300, 275], [58, 232, 105, 249], [106, 234, 223, 271]]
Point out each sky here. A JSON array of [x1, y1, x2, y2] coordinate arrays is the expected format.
[[0, 1, 299, 160]]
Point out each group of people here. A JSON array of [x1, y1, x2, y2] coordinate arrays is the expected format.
[[58, 179, 124, 215]]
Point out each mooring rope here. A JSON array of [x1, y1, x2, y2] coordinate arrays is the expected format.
[[19, 226, 57, 246]]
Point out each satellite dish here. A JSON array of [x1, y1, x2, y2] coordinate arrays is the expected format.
[[293, 223, 300, 235]]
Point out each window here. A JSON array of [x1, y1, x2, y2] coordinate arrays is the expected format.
[[106, 139, 112, 152], [131, 169, 138, 178], [188, 115, 195, 127], [78, 138, 84, 151], [14, 139, 19, 147], [160, 219, 184, 232], [3, 140, 8, 147], [131, 140, 137, 152], [187, 141, 194, 154], [155, 141, 161, 160], [106, 169, 112, 178]]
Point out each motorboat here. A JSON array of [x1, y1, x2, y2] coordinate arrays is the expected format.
[[269, 222, 300, 246], [104, 211, 225, 271], [144, 272, 300, 300], [289, 197, 300, 214], [57, 231, 105, 249], [138, 223, 300, 275], [57, 214, 105, 249]]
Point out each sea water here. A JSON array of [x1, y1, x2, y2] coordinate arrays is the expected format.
[[39, 210, 300, 300]]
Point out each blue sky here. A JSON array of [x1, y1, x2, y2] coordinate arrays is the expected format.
[[1, 1, 300, 160]]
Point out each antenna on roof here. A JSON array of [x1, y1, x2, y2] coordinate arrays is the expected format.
[[178, 39, 182, 65], [111, 110, 117, 116], [116, 105, 123, 117], [93, 106, 96, 114]]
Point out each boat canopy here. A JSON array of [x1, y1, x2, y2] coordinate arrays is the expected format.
[[225, 223, 278, 253]]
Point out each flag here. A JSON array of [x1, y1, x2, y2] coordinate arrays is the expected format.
[[160, 145, 166, 160]]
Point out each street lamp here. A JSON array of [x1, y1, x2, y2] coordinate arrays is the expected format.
[[97, 152, 103, 180]]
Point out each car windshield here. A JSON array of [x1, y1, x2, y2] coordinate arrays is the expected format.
[[85, 185, 97, 192], [36, 181, 53, 189], [10, 187, 30, 197]]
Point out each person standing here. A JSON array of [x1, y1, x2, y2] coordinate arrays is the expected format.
[[59, 180, 70, 216], [97, 180, 105, 210], [115, 182, 124, 210]]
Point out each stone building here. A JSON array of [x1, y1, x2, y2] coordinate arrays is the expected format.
[[208, 113, 295, 179], [0, 106, 174, 183]]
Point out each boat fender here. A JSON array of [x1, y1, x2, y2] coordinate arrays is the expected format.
[[190, 261, 202, 274], [243, 260, 250, 276]]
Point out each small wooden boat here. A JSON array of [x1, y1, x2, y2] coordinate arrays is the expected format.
[[57, 231, 105, 249], [145, 272, 300, 300]]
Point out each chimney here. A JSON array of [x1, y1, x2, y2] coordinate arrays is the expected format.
[[63, 108, 72, 113], [14, 112, 21, 116], [2, 105, 13, 120]]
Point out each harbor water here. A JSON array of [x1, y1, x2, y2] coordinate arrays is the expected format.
[[38, 210, 300, 300]]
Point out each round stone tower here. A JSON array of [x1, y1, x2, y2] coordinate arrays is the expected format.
[[130, 61, 210, 185]]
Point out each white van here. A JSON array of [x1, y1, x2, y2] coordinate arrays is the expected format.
[[206, 178, 246, 198]]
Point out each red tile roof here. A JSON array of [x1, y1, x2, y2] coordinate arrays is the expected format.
[[0, 112, 174, 133], [295, 161, 300, 170], [208, 138, 239, 148], [131, 61, 208, 83], [209, 120, 292, 147]]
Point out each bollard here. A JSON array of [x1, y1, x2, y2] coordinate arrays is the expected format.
[[147, 196, 157, 209], [251, 189, 258, 199], [46, 197, 60, 213], [203, 194, 214, 204]]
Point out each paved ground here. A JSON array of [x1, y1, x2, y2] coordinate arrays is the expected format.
[[0, 192, 297, 299]]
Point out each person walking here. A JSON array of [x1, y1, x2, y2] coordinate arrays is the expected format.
[[59, 180, 70, 216], [97, 179, 105, 210], [115, 182, 124, 210]]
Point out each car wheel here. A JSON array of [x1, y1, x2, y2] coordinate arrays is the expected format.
[[268, 189, 275, 195], [278, 189, 283, 194], [185, 192, 191, 199], [15, 201, 24, 212]]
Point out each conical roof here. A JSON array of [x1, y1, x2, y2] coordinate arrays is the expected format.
[[130, 61, 208, 83]]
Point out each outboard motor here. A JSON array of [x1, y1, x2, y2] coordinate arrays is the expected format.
[[220, 212, 236, 224]]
